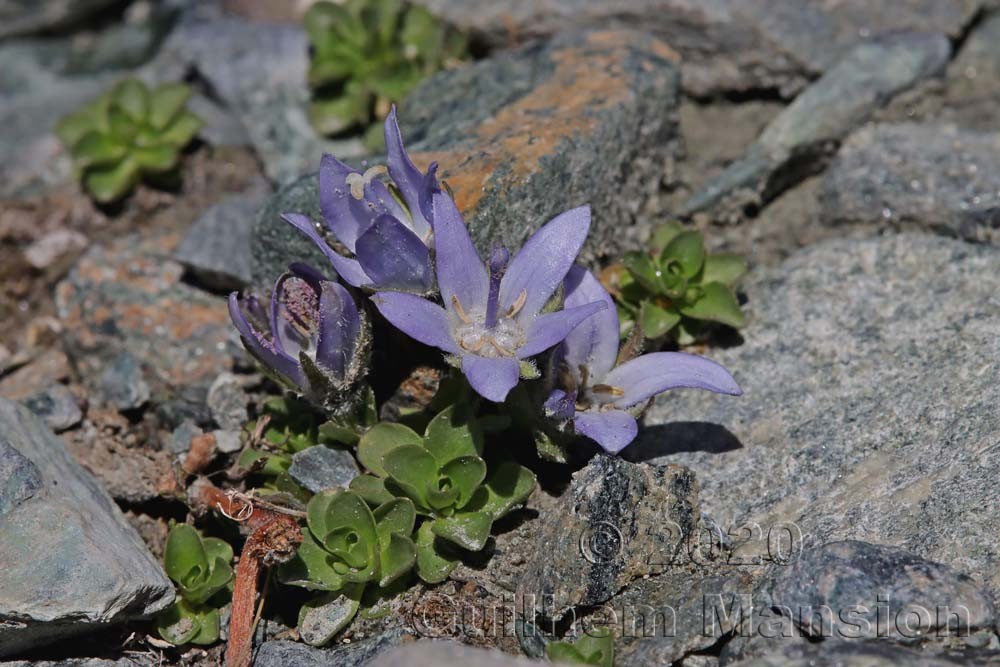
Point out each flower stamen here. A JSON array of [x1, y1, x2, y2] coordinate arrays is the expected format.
[[452, 295, 472, 324], [346, 165, 389, 200], [592, 384, 625, 397], [506, 289, 528, 318]]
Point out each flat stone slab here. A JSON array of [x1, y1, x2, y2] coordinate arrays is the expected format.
[[820, 123, 1000, 244], [632, 233, 1000, 592], [0, 398, 173, 657]]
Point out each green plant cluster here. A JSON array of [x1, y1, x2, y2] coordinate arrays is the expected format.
[[276, 404, 535, 639], [546, 627, 615, 666], [613, 222, 747, 345], [56, 78, 202, 203], [156, 524, 234, 645], [304, 0, 466, 145]]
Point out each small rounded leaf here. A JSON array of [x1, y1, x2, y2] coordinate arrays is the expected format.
[[639, 300, 681, 339], [149, 82, 193, 130], [357, 423, 422, 477], [661, 230, 705, 278], [430, 511, 492, 552], [679, 282, 745, 328], [700, 253, 748, 287], [112, 79, 149, 121], [84, 157, 140, 203], [71, 131, 126, 169], [414, 522, 458, 584]]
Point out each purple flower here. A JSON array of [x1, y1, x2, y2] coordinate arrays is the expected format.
[[372, 192, 606, 402], [281, 107, 438, 294], [228, 263, 370, 411], [544, 265, 741, 454]]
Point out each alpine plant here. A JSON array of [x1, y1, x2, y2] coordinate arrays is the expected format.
[[544, 265, 742, 453], [228, 263, 371, 414], [282, 106, 438, 294], [372, 192, 605, 403]]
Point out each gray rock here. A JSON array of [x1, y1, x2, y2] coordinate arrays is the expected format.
[[631, 233, 1000, 593], [0, 0, 120, 39], [176, 188, 269, 291], [367, 641, 542, 667], [97, 351, 150, 411], [289, 446, 359, 494], [207, 372, 249, 431], [298, 593, 360, 647], [0, 398, 172, 657], [168, 419, 202, 455], [252, 28, 680, 288], [723, 641, 987, 667], [213, 428, 243, 454], [253, 626, 415, 667], [412, 0, 977, 98], [517, 455, 699, 620], [609, 570, 755, 667], [945, 11, 1000, 123], [819, 123, 1000, 243], [145, 6, 365, 185], [681, 33, 950, 221], [21, 384, 82, 432], [767, 541, 994, 641]]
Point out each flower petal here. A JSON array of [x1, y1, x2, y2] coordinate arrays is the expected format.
[[384, 106, 433, 239], [432, 190, 487, 315], [318, 154, 406, 251], [228, 292, 305, 388], [270, 272, 311, 358], [543, 389, 577, 422], [603, 351, 742, 408], [281, 213, 371, 287], [501, 205, 591, 319], [520, 300, 606, 358], [371, 291, 458, 354], [354, 214, 433, 293], [560, 264, 620, 382], [315, 281, 361, 380], [574, 410, 638, 454], [461, 355, 519, 403]]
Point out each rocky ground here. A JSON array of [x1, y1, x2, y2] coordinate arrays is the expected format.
[[2, 0, 1000, 666]]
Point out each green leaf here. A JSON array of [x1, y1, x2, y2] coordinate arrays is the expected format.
[[57, 102, 108, 147], [201, 537, 234, 566], [107, 106, 139, 141], [309, 92, 370, 136], [701, 253, 747, 287], [164, 524, 208, 588], [71, 132, 125, 169], [546, 643, 587, 665], [679, 282, 745, 328], [437, 456, 486, 510], [431, 511, 491, 551], [160, 111, 202, 147], [373, 498, 416, 542], [423, 405, 482, 465], [112, 79, 149, 121], [382, 445, 438, 509], [649, 221, 685, 255], [133, 144, 179, 172], [621, 251, 663, 295], [573, 627, 615, 667], [156, 599, 220, 646], [149, 82, 192, 130], [371, 0, 404, 46], [414, 522, 458, 584], [533, 429, 569, 463], [319, 420, 360, 446], [401, 6, 443, 58], [639, 301, 681, 339], [279, 532, 345, 591], [308, 52, 358, 88], [378, 532, 416, 587], [349, 475, 395, 506], [306, 491, 378, 582], [661, 230, 705, 278], [357, 423, 422, 477], [469, 461, 536, 520], [304, 2, 364, 49]]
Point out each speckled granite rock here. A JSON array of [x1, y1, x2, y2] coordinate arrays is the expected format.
[[254, 627, 415, 667], [630, 233, 1000, 592], [681, 32, 950, 220], [366, 641, 542, 667], [516, 455, 700, 620], [724, 641, 989, 667], [768, 541, 994, 641], [251, 28, 680, 288], [55, 229, 237, 397], [0, 398, 172, 657], [411, 0, 977, 97], [819, 123, 1000, 244], [289, 446, 359, 494]]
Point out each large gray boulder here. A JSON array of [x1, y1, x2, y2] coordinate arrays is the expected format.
[[630, 233, 1000, 594], [0, 398, 173, 657]]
